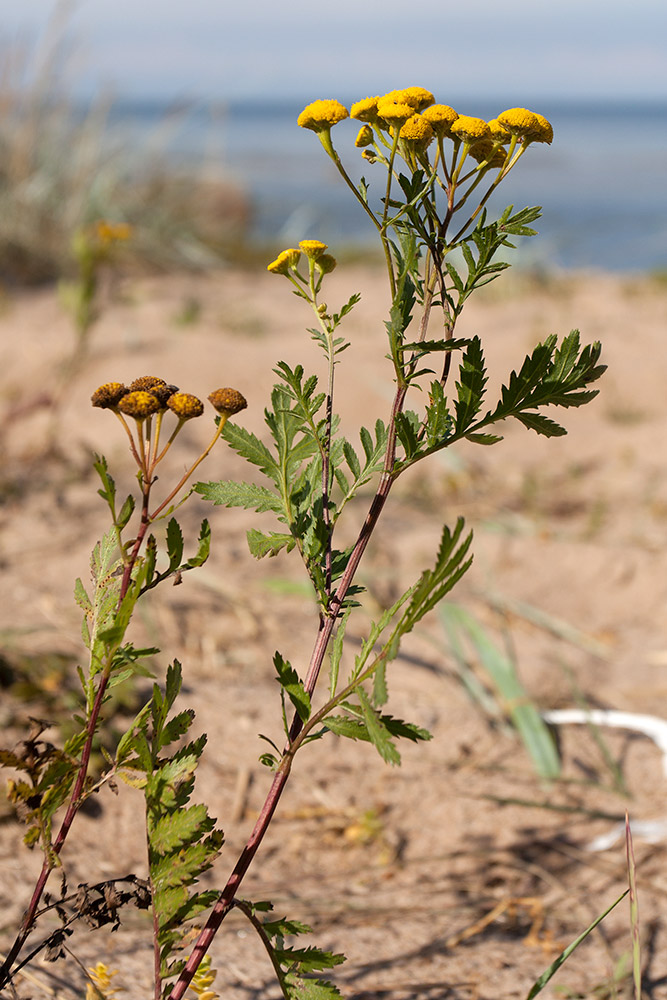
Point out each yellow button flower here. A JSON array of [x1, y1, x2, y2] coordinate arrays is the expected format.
[[297, 99, 349, 132], [377, 100, 415, 126], [401, 86, 435, 111], [421, 104, 459, 135], [355, 125, 374, 147], [315, 253, 337, 274], [531, 112, 554, 144], [399, 114, 434, 148], [267, 248, 301, 274], [487, 118, 510, 142], [118, 391, 162, 419], [167, 393, 204, 419], [497, 107, 539, 138], [299, 239, 328, 260], [350, 97, 380, 122], [450, 116, 491, 143]]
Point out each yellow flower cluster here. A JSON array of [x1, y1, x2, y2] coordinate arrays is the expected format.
[[267, 248, 301, 274], [297, 89, 553, 150], [95, 221, 132, 246]]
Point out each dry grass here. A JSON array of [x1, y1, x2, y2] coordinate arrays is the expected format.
[[0, 16, 249, 285]]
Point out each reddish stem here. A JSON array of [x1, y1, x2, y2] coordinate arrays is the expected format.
[[167, 383, 408, 1000]]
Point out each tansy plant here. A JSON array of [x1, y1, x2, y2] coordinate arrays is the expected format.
[[1, 88, 607, 1000]]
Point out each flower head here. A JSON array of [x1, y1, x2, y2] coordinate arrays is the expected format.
[[350, 97, 380, 122], [401, 86, 435, 111], [167, 392, 204, 419], [497, 107, 539, 138], [297, 99, 349, 132], [377, 99, 415, 126], [117, 391, 162, 419], [450, 116, 490, 143], [86, 962, 123, 1000], [421, 104, 459, 136], [299, 239, 328, 260], [355, 125, 374, 148], [129, 375, 167, 392], [315, 253, 337, 274], [531, 113, 554, 144], [208, 388, 248, 416], [267, 248, 301, 274], [399, 114, 434, 148], [150, 383, 180, 407], [468, 140, 507, 167], [91, 382, 129, 409], [487, 118, 510, 142], [95, 221, 132, 247]]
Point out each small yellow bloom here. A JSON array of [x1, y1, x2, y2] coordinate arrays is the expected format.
[[315, 253, 337, 274], [399, 114, 434, 147], [190, 956, 219, 1000], [421, 104, 459, 135], [355, 125, 374, 147], [91, 382, 129, 409], [450, 116, 490, 143], [86, 962, 123, 1000], [531, 112, 554, 144], [350, 97, 380, 122], [167, 392, 204, 419], [297, 99, 349, 132], [208, 388, 248, 416], [377, 100, 415, 126], [299, 239, 328, 260], [267, 248, 301, 274], [401, 86, 435, 111], [118, 391, 162, 419], [497, 107, 539, 138], [487, 118, 510, 142], [95, 221, 132, 246]]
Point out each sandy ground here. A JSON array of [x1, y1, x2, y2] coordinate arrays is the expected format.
[[2, 265, 667, 999]]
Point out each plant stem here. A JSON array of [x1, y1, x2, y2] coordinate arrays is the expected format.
[[167, 376, 409, 1000], [0, 488, 152, 990]]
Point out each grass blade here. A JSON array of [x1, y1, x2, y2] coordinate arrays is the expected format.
[[526, 889, 629, 999], [626, 813, 641, 1000]]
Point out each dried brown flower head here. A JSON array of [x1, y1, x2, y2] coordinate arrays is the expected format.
[[129, 375, 168, 392], [208, 388, 248, 416], [150, 383, 179, 407], [91, 382, 129, 408]]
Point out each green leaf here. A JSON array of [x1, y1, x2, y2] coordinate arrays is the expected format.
[[149, 803, 212, 853], [185, 519, 211, 569], [166, 518, 184, 570], [247, 529, 296, 559], [221, 421, 279, 479], [274, 652, 311, 724], [357, 688, 401, 766], [514, 411, 567, 437], [323, 716, 370, 742], [117, 494, 135, 530], [195, 480, 283, 515], [401, 519, 473, 632], [454, 337, 488, 433]]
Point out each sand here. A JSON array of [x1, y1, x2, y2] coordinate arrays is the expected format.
[[2, 266, 667, 999]]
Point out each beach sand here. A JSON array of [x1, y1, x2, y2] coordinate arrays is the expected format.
[[2, 266, 667, 998]]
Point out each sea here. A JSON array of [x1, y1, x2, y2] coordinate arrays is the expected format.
[[107, 97, 667, 273]]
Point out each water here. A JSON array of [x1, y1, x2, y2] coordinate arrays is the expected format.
[[108, 98, 667, 273]]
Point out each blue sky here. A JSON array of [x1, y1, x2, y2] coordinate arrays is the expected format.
[[2, 0, 666, 103]]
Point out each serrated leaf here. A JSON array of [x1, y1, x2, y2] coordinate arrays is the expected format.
[[323, 716, 370, 742], [195, 480, 284, 515], [247, 529, 296, 559], [149, 803, 212, 853], [514, 411, 567, 437], [357, 688, 401, 765], [166, 518, 184, 570]]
